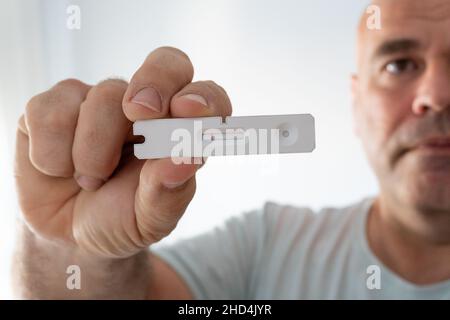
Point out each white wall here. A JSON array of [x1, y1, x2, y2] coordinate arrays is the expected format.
[[0, 0, 375, 299]]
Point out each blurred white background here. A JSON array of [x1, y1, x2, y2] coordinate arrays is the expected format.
[[0, 0, 375, 299]]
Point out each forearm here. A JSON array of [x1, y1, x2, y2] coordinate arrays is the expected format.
[[12, 221, 151, 299]]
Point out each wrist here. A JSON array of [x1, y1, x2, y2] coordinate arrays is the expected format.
[[14, 220, 151, 299]]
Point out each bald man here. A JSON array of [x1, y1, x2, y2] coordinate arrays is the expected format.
[[13, 0, 450, 299]]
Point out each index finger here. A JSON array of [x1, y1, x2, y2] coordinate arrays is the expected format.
[[122, 47, 194, 121]]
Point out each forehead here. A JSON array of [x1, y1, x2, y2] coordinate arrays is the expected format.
[[359, 0, 450, 60], [378, 0, 450, 20]]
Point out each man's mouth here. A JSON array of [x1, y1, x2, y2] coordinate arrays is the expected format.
[[418, 136, 450, 149], [413, 136, 450, 155]]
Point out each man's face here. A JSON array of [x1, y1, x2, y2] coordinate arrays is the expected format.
[[352, 0, 450, 214]]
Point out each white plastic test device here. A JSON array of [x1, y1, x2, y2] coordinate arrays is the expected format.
[[133, 114, 315, 159]]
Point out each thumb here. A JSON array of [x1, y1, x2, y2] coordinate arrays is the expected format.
[[134, 158, 200, 244]]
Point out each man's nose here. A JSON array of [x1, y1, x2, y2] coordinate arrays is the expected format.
[[412, 62, 450, 115]]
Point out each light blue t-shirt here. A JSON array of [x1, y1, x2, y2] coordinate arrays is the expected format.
[[153, 197, 450, 299]]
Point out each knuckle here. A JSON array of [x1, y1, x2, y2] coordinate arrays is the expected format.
[[25, 93, 48, 119], [25, 79, 85, 131], [86, 80, 127, 108], [41, 109, 75, 133], [26, 94, 74, 133], [53, 78, 86, 91], [94, 78, 127, 95]]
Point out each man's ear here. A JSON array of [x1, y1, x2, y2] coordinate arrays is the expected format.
[[351, 74, 361, 138]]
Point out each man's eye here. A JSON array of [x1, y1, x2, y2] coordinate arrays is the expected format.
[[384, 59, 417, 75]]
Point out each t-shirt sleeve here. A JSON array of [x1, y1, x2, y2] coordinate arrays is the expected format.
[[151, 206, 270, 299]]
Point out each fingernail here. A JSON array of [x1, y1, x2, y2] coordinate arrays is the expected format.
[[131, 87, 162, 112], [179, 94, 208, 107], [162, 178, 190, 189], [75, 175, 104, 191]]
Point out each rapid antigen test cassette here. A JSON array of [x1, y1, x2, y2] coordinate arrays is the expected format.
[[133, 114, 315, 159]]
